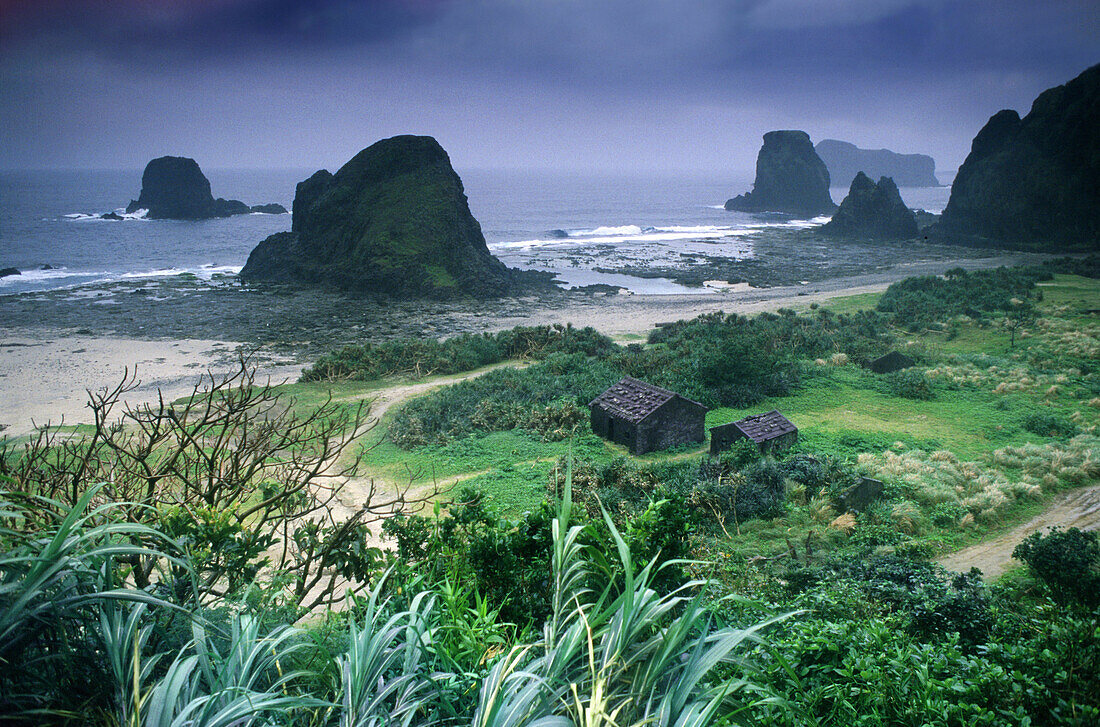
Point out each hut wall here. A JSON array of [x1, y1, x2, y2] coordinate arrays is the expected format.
[[593, 406, 639, 452], [590, 407, 610, 438], [760, 430, 798, 454], [635, 398, 706, 455], [709, 422, 746, 455]]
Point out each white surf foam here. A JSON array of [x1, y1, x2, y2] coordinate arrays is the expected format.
[[489, 216, 828, 251], [63, 208, 148, 222]]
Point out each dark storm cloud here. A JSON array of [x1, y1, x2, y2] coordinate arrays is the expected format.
[[1, 0, 448, 63], [1, 0, 1098, 170], [5, 0, 1095, 81]]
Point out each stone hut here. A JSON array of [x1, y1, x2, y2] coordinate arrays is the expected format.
[[589, 377, 707, 455], [869, 351, 915, 374], [710, 410, 798, 455]]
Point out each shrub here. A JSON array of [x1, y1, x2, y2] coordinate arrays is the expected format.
[[301, 323, 616, 382], [390, 353, 621, 448], [1023, 411, 1079, 438], [785, 555, 993, 649], [1013, 527, 1100, 606], [885, 368, 936, 400], [877, 266, 1046, 331]]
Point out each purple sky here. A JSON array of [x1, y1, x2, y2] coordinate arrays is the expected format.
[[2, 0, 1097, 172]]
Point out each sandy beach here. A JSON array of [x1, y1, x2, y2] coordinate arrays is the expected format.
[[0, 332, 303, 436]]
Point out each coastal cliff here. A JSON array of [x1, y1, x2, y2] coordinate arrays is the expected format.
[[239, 135, 519, 298], [725, 131, 836, 217], [933, 63, 1100, 251], [815, 139, 939, 188]]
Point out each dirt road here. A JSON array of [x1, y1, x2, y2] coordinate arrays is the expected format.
[[937, 485, 1100, 579], [326, 362, 525, 526]]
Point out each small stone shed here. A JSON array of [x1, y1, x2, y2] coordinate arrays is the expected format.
[[710, 410, 798, 455], [589, 377, 707, 455], [869, 351, 915, 374]]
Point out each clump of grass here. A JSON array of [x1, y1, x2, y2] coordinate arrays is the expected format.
[[856, 436, 1099, 525], [829, 512, 856, 533]]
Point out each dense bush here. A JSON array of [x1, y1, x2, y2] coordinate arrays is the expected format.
[[382, 485, 696, 626], [566, 451, 795, 535], [877, 266, 1047, 330], [1023, 410, 1080, 438], [1013, 527, 1100, 606], [301, 323, 616, 382], [784, 555, 994, 649], [384, 488, 557, 625], [390, 353, 620, 447], [884, 367, 936, 400], [644, 308, 894, 406]]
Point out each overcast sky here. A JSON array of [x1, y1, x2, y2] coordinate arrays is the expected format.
[[1, 0, 1097, 173]]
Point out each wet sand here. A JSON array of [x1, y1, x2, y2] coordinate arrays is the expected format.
[[0, 333, 302, 436]]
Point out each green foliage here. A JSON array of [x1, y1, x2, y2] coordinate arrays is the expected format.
[[391, 353, 620, 448], [1023, 410, 1080, 438], [383, 489, 558, 626], [301, 323, 616, 382], [0, 486, 178, 719], [884, 368, 936, 400], [645, 308, 894, 407], [1013, 527, 1100, 606], [876, 265, 1047, 330], [784, 555, 993, 649]]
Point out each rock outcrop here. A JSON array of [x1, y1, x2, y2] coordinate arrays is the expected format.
[[725, 131, 836, 217], [822, 172, 918, 240], [0, 267, 20, 278], [239, 135, 517, 298], [124, 156, 283, 220], [250, 203, 288, 215], [815, 139, 939, 188], [933, 63, 1100, 251]]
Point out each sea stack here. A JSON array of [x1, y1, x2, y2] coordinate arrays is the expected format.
[[725, 130, 836, 217], [822, 173, 918, 240], [125, 156, 286, 219], [239, 135, 515, 298], [815, 139, 939, 188], [933, 63, 1100, 251]]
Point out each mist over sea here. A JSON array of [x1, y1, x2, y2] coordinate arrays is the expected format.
[[0, 168, 952, 296]]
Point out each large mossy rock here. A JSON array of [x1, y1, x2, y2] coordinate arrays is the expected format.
[[239, 135, 515, 298], [934, 63, 1100, 251], [125, 156, 280, 219], [725, 130, 836, 217], [815, 139, 939, 188], [822, 172, 918, 240]]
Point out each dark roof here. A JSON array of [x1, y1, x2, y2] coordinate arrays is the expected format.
[[730, 410, 797, 443], [590, 376, 699, 424], [869, 351, 915, 373]]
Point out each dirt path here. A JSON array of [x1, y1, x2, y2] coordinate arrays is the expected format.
[[937, 485, 1100, 579], [333, 360, 526, 422], [327, 361, 528, 524]]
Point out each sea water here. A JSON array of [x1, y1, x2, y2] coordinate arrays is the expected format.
[[0, 168, 952, 296]]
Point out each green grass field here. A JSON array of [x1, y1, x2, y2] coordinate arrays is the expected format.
[[266, 273, 1098, 556]]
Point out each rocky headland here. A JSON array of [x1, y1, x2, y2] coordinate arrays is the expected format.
[[815, 139, 939, 188], [822, 172, 918, 241], [123, 156, 286, 220], [239, 135, 542, 298], [725, 130, 836, 217], [933, 63, 1100, 251]]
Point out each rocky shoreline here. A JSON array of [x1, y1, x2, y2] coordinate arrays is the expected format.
[[1, 245, 1047, 356]]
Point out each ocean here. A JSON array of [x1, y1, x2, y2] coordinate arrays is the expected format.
[[0, 168, 952, 296]]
